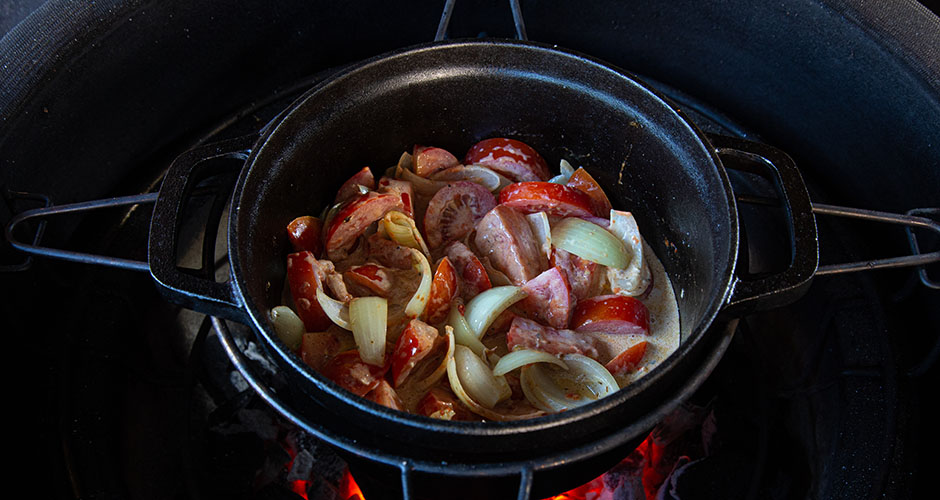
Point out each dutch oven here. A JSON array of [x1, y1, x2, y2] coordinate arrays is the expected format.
[[154, 39, 816, 498], [11, 38, 932, 499]]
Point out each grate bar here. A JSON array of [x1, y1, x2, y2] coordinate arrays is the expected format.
[[811, 203, 940, 280], [4, 192, 158, 272]]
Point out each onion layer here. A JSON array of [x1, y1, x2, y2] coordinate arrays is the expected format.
[[463, 285, 526, 339], [433, 165, 512, 193], [492, 348, 568, 376], [413, 325, 455, 391], [551, 217, 630, 268], [404, 248, 433, 319], [446, 304, 486, 356], [525, 211, 553, 262], [269, 306, 305, 351], [451, 345, 509, 409], [349, 296, 388, 366], [548, 159, 576, 184], [382, 211, 430, 255], [316, 287, 350, 330], [520, 353, 619, 411]]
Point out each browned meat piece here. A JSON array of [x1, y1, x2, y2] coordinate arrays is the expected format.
[[473, 205, 545, 285], [445, 240, 493, 301], [366, 233, 415, 269], [316, 259, 353, 302], [551, 247, 603, 301], [518, 266, 575, 329], [506, 316, 601, 358]]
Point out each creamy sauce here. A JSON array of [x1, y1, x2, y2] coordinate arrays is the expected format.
[[590, 240, 680, 388]]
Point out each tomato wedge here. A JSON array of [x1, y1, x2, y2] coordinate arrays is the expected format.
[[566, 167, 612, 218], [390, 319, 441, 387], [335, 166, 376, 204], [423, 181, 496, 249], [321, 350, 389, 397], [366, 379, 405, 411], [286, 215, 323, 255], [498, 181, 597, 218], [323, 191, 404, 260], [445, 241, 492, 300], [286, 251, 333, 332], [464, 138, 551, 182], [344, 263, 393, 296], [424, 257, 458, 324], [606, 341, 649, 376], [518, 266, 575, 329], [570, 295, 650, 335], [413, 145, 460, 177], [417, 387, 473, 420], [377, 176, 415, 217]]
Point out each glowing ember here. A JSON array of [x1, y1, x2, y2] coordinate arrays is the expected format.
[[297, 403, 712, 500], [340, 468, 366, 500]]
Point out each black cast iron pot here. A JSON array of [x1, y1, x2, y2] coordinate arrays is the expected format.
[[8, 39, 820, 499], [146, 39, 819, 498]]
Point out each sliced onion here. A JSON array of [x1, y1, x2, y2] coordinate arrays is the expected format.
[[548, 159, 576, 184], [463, 285, 526, 339], [404, 248, 433, 319], [492, 348, 568, 376], [446, 304, 486, 356], [269, 305, 305, 350], [520, 353, 620, 412], [395, 162, 448, 197], [413, 325, 456, 391], [348, 296, 388, 366], [450, 345, 511, 409], [432, 165, 512, 193], [382, 210, 430, 255], [606, 210, 652, 295], [525, 211, 553, 262], [316, 287, 350, 330], [551, 217, 630, 268]]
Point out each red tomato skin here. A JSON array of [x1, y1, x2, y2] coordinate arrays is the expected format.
[[344, 264, 392, 296], [570, 295, 650, 335], [423, 181, 497, 249], [566, 167, 613, 218], [321, 350, 388, 397], [378, 176, 415, 217], [287, 216, 324, 255], [390, 319, 440, 387], [498, 181, 597, 218], [335, 166, 376, 204], [464, 138, 551, 182], [286, 251, 333, 332], [413, 145, 460, 177], [424, 257, 458, 324], [606, 341, 649, 376], [323, 191, 403, 260]]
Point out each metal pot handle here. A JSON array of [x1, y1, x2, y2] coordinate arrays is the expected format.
[[706, 134, 819, 316], [149, 134, 257, 323]]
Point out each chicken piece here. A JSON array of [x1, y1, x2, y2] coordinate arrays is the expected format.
[[506, 316, 601, 358], [518, 266, 576, 329], [473, 205, 545, 285]]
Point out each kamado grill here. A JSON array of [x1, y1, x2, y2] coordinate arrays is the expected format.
[[3, 1, 939, 499]]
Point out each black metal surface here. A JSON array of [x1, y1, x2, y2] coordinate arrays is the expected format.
[[2, 1, 939, 499]]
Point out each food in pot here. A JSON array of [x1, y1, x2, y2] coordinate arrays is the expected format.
[[271, 138, 681, 421]]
